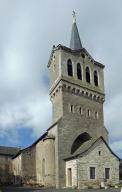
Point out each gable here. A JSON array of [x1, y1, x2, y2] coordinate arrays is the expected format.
[[80, 138, 120, 162], [64, 137, 120, 161]]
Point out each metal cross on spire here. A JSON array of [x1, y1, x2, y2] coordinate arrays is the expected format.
[[70, 11, 82, 50], [72, 10, 76, 23]]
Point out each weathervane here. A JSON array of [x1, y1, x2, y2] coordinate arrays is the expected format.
[[72, 10, 76, 23]]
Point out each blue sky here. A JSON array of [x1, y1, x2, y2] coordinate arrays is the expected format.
[[0, 0, 122, 158]]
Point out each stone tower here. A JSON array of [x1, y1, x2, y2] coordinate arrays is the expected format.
[[48, 14, 108, 188]]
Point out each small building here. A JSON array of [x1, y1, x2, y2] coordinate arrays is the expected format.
[[65, 137, 120, 189]]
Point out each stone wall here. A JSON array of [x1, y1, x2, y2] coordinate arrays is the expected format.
[[36, 135, 55, 187], [60, 49, 104, 93], [54, 87, 106, 188], [12, 154, 22, 185], [0, 156, 13, 185], [49, 49, 61, 89], [66, 159, 77, 187], [48, 123, 60, 188], [21, 146, 36, 185]]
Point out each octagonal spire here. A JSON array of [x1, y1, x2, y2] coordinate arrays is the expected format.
[[70, 11, 82, 50]]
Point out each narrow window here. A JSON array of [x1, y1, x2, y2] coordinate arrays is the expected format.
[[79, 107, 83, 115], [87, 109, 90, 117], [94, 71, 98, 86], [77, 63, 82, 80], [99, 151, 101, 156], [86, 67, 90, 83], [71, 105, 73, 112], [95, 111, 98, 120], [90, 167, 96, 179], [105, 168, 110, 179], [81, 53, 85, 58], [79, 107, 82, 115], [69, 104, 74, 113], [67, 59, 73, 76]]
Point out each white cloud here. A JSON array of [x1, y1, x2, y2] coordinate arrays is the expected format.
[[104, 94, 122, 139], [110, 140, 122, 153], [0, 0, 121, 156], [0, 93, 52, 142]]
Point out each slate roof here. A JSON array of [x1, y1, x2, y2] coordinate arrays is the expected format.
[[70, 21, 82, 50], [0, 146, 20, 157], [64, 136, 121, 161]]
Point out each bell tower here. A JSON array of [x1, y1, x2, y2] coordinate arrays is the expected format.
[[48, 14, 108, 188], [48, 14, 107, 141]]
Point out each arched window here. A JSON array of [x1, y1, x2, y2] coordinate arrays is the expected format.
[[87, 109, 91, 117], [79, 107, 83, 115], [69, 104, 74, 113], [95, 111, 98, 120], [94, 71, 98, 86], [77, 63, 82, 80], [67, 59, 73, 76], [86, 67, 90, 83], [71, 132, 92, 154]]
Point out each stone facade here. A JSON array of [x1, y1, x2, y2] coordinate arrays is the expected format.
[[12, 154, 22, 185], [0, 156, 13, 185], [22, 146, 36, 185], [35, 136, 55, 186]]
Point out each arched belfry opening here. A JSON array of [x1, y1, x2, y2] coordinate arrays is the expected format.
[[67, 59, 73, 76], [71, 132, 91, 154], [94, 70, 98, 86], [77, 63, 82, 80], [86, 67, 90, 83]]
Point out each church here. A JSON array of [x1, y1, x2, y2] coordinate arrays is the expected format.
[[0, 15, 120, 189]]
